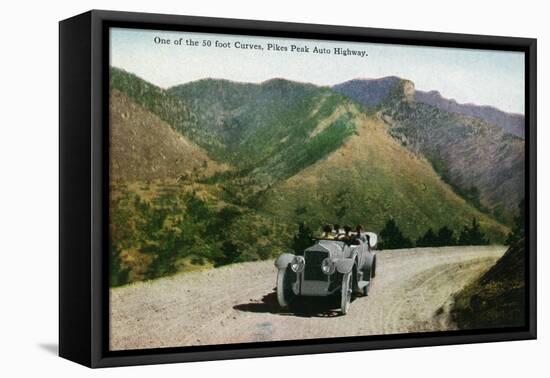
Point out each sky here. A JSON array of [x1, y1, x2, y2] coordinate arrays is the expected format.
[[110, 27, 525, 114]]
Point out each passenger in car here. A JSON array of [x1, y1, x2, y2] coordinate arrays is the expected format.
[[322, 224, 335, 239], [342, 225, 352, 240]]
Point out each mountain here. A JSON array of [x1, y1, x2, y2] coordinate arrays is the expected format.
[[110, 89, 226, 182], [332, 77, 415, 107], [168, 78, 319, 151], [111, 67, 511, 238], [415, 90, 524, 138], [259, 106, 508, 241], [168, 75, 509, 239], [333, 77, 525, 139], [109, 67, 513, 284], [169, 79, 358, 182], [332, 78, 524, 224], [110, 67, 226, 154]]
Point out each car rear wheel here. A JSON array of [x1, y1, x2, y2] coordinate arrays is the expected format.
[[340, 272, 352, 315], [352, 264, 359, 294], [362, 263, 374, 296], [276, 267, 295, 308]]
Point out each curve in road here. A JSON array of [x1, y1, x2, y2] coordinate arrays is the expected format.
[[109, 245, 506, 350]]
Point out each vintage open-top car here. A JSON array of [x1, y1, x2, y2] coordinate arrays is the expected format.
[[275, 231, 378, 315]]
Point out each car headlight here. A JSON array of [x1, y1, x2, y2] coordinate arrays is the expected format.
[[290, 256, 305, 273], [321, 258, 336, 275]]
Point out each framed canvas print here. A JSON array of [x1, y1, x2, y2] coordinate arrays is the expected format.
[[59, 10, 536, 368]]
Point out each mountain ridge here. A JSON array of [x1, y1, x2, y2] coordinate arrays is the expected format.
[[415, 89, 524, 138], [332, 77, 524, 224]]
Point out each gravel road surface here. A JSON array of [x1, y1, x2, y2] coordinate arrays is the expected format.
[[110, 245, 506, 350]]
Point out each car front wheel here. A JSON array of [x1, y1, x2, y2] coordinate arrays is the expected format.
[[340, 272, 352, 315], [276, 267, 295, 308]]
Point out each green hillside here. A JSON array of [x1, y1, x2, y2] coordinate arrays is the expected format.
[[168, 78, 318, 151], [110, 89, 227, 182], [169, 79, 358, 182]]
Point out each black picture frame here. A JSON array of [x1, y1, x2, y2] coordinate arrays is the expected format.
[[59, 9, 537, 368]]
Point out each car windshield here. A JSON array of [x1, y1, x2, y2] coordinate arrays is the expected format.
[[316, 237, 361, 246], [316, 239, 345, 247]]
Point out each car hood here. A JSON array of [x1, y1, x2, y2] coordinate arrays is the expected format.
[[304, 240, 347, 258]]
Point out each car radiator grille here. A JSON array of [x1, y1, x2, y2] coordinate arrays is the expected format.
[[304, 251, 329, 281]]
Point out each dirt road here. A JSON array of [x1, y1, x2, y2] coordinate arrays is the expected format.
[[110, 245, 506, 350]]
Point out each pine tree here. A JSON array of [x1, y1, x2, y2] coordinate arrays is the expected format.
[[379, 218, 413, 250], [506, 199, 525, 246], [458, 218, 489, 245], [416, 228, 437, 247], [436, 225, 456, 246]]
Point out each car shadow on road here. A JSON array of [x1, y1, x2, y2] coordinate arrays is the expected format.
[[233, 290, 353, 318]]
